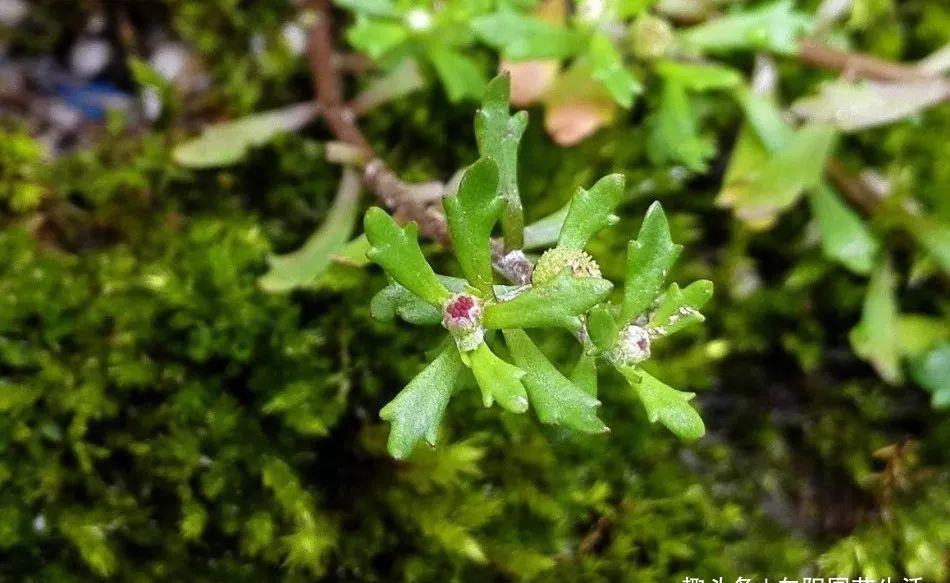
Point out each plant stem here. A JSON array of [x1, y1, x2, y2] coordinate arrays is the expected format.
[[797, 39, 933, 82]]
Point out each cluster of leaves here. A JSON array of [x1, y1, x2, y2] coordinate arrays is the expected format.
[[362, 77, 711, 458], [326, 0, 950, 404]]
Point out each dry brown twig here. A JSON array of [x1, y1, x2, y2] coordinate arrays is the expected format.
[[305, 0, 451, 244], [797, 39, 934, 82]]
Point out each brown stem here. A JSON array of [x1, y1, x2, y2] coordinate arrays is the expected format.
[[826, 158, 881, 215], [797, 39, 932, 82], [306, 0, 451, 244]]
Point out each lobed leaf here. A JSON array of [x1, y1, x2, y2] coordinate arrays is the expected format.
[[364, 207, 451, 306], [558, 174, 625, 250], [504, 330, 607, 433], [621, 202, 682, 323], [618, 367, 705, 442], [259, 169, 362, 292], [467, 343, 529, 413], [483, 270, 613, 331], [588, 34, 642, 108], [475, 75, 529, 248], [380, 344, 463, 459], [649, 280, 713, 337], [444, 158, 502, 293]]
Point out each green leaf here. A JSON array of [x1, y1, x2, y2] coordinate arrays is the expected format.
[[679, 0, 811, 55], [649, 280, 713, 337], [791, 78, 950, 132], [173, 103, 318, 168], [351, 58, 426, 113], [903, 214, 950, 276], [570, 353, 599, 396], [733, 86, 794, 150], [719, 124, 837, 228], [483, 270, 613, 330], [523, 204, 569, 250], [334, 0, 397, 17], [370, 282, 442, 325], [347, 17, 408, 60], [475, 75, 529, 248], [621, 202, 682, 323], [618, 367, 705, 441], [471, 12, 585, 60], [467, 342, 528, 413], [653, 60, 743, 92], [647, 80, 715, 171], [503, 330, 607, 433], [585, 304, 619, 354], [912, 343, 950, 409], [898, 314, 950, 358], [588, 34, 642, 108], [808, 184, 879, 275], [850, 261, 903, 384], [444, 158, 502, 293], [259, 169, 362, 292], [380, 345, 463, 459], [558, 174, 625, 250], [364, 207, 451, 306], [331, 235, 371, 267], [429, 46, 488, 102], [371, 276, 472, 325]]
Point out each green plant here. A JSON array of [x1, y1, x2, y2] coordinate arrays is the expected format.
[[323, 0, 950, 405], [364, 76, 710, 458]]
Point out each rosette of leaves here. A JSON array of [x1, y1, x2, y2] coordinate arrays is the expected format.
[[364, 163, 615, 458], [366, 76, 711, 458]]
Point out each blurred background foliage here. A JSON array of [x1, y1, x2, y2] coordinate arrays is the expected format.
[[0, 0, 947, 581]]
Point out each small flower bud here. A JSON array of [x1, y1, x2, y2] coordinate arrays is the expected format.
[[532, 247, 602, 286], [628, 14, 674, 60], [442, 294, 485, 352], [609, 324, 652, 365], [497, 250, 533, 285]]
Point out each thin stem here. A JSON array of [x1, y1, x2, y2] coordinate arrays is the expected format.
[[306, 0, 450, 244], [797, 39, 933, 82]]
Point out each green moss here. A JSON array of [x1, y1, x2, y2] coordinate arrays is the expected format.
[[1, 0, 948, 579]]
